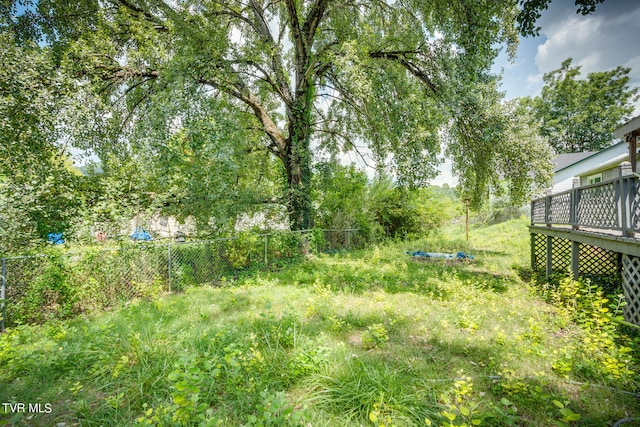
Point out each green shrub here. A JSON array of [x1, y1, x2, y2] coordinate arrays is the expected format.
[[225, 232, 261, 269], [540, 276, 638, 385], [361, 323, 389, 349], [370, 185, 456, 239], [11, 257, 77, 324]]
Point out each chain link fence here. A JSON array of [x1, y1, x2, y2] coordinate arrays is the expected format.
[[0, 229, 362, 330]]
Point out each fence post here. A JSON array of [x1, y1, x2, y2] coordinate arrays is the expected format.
[[168, 243, 172, 293], [546, 236, 553, 279], [1, 258, 6, 332], [545, 189, 552, 226], [347, 230, 351, 250], [570, 177, 580, 229]]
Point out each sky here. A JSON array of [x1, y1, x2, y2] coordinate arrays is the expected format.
[[430, 0, 640, 186]]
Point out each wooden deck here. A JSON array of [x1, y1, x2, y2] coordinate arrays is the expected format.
[[529, 162, 640, 324], [530, 162, 640, 239]]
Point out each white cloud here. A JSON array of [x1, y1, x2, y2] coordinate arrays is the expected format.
[[523, 1, 640, 114], [526, 72, 543, 91], [535, 3, 640, 80]]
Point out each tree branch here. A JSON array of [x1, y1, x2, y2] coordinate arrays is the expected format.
[[111, 0, 169, 30], [198, 77, 288, 159], [303, 0, 331, 46], [247, 0, 293, 105], [369, 50, 438, 95]]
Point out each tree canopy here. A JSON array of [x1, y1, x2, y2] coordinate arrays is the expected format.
[[1, 0, 560, 233], [529, 58, 639, 154]]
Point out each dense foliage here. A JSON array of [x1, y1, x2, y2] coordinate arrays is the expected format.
[[0, 32, 83, 255], [1, 0, 555, 235], [312, 163, 459, 240], [526, 58, 639, 154]]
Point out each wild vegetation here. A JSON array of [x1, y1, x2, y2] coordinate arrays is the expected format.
[[1, 1, 638, 423], [1, 218, 638, 426]]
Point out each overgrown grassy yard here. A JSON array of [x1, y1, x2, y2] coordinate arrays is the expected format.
[[1, 218, 638, 426]]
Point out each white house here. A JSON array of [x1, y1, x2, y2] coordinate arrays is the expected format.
[[550, 142, 628, 193], [548, 115, 640, 194]]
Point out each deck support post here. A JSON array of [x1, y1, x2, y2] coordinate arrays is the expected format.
[[546, 236, 553, 279], [571, 241, 580, 280], [530, 234, 536, 272]]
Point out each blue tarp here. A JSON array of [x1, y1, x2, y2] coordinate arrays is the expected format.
[[130, 227, 152, 241], [47, 232, 65, 245], [406, 251, 474, 260]]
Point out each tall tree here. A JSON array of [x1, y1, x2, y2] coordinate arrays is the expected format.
[[531, 58, 639, 154], [447, 85, 553, 209], [3, 0, 555, 229]]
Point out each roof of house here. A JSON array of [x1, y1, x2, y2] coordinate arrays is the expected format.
[[614, 114, 640, 138], [552, 152, 597, 172], [554, 140, 629, 174]]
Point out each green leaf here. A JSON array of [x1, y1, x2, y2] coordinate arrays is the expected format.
[[442, 411, 456, 421], [175, 380, 189, 391]]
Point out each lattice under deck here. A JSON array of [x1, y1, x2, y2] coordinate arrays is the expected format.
[[579, 244, 618, 275], [621, 254, 640, 326], [551, 237, 572, 272]]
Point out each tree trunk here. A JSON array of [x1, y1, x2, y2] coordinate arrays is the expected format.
[[285, 90, 314, 230]]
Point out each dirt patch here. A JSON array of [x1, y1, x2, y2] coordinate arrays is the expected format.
[[347, 331, 363, 347]]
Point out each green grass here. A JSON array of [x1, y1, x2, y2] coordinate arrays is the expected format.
[[1, 217, 638, 426]]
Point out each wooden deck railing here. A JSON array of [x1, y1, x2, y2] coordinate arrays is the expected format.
[[531, 162, 640, 237]]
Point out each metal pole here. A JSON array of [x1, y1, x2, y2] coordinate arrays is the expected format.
[[465, 199, 469, 241], [1, 258, 6, 332], [167, 243, 172, 293]]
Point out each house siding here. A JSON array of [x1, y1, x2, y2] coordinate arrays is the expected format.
[[551, 141, 629, 193]]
